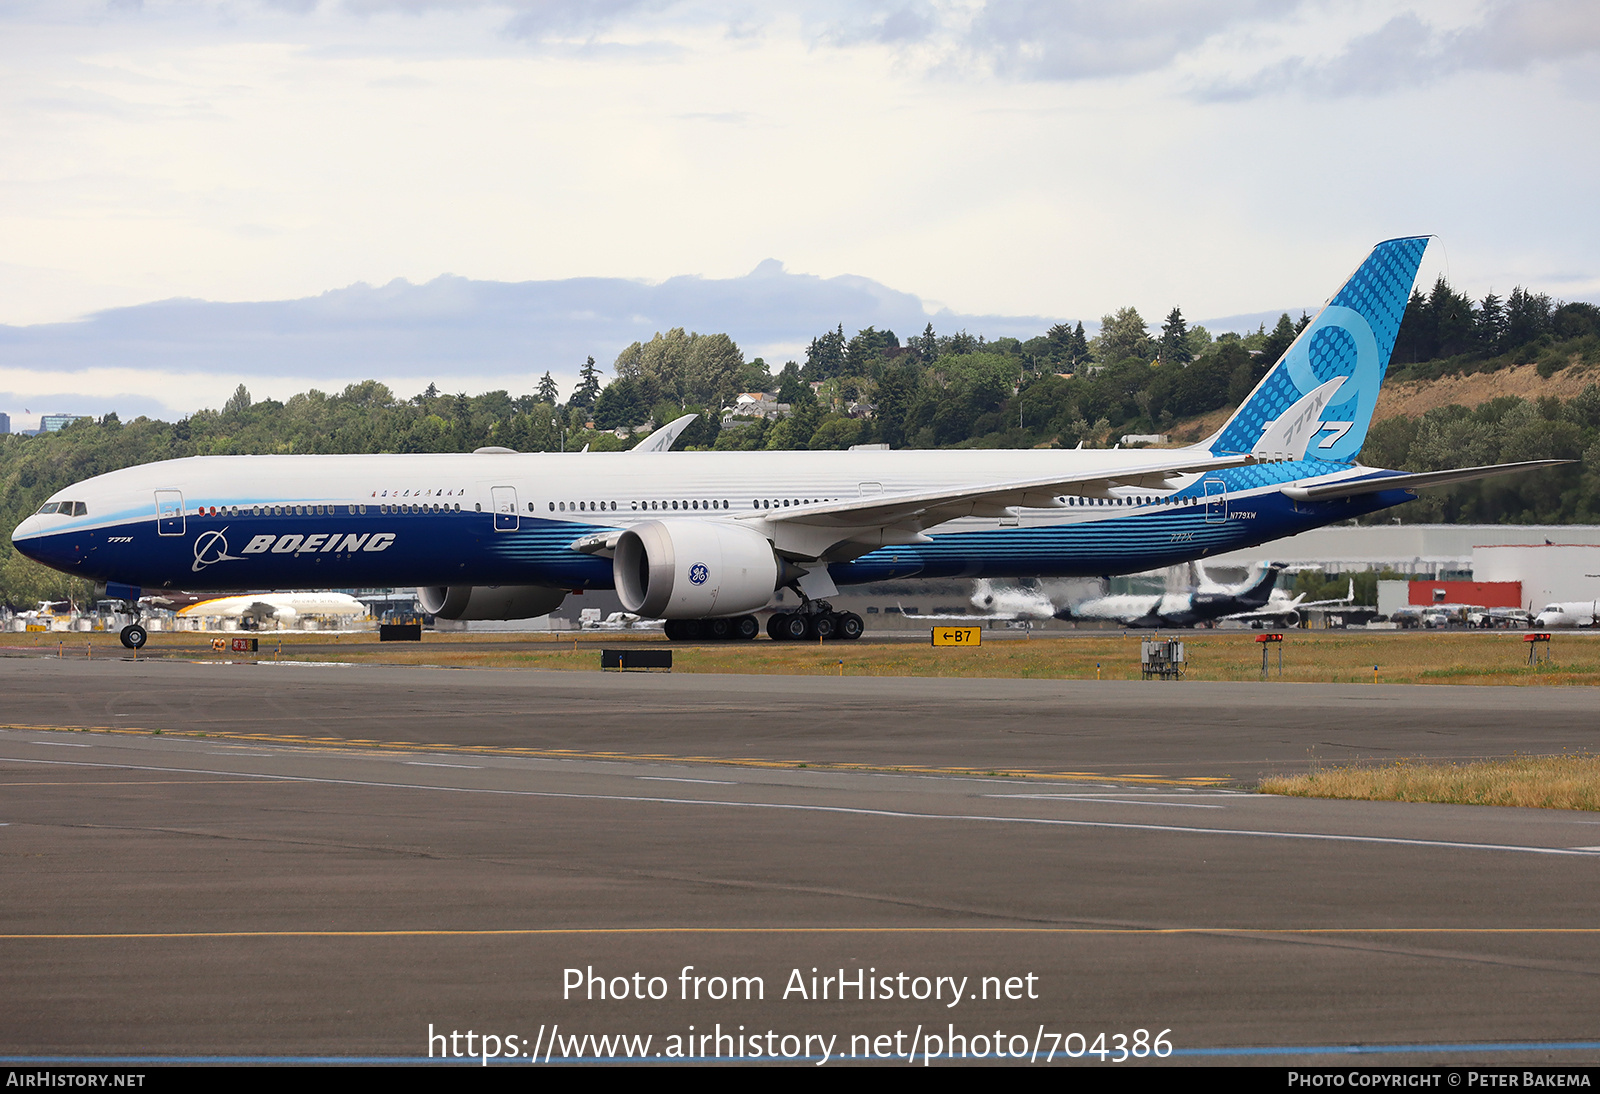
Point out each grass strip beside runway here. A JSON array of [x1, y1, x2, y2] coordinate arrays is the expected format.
[[9, 629, 1600, 685], [1260, 754, 1600, 811]]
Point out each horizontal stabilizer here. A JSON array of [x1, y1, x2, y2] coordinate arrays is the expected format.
[[1281, 460, 1571, 502]]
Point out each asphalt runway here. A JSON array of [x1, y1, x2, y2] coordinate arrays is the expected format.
[[2, 656, 1599, 1066]]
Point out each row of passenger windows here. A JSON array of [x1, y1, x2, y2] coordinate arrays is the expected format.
[[1066, 496, 1186, 507], [105, 493, 1192, 522], [549, 498, 838, 513], [179, 503, 478, 517], [551, 500, 738, 513], [540, 496, 1183, 513]]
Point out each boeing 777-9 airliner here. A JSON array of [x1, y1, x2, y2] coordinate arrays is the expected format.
[[10, 237, 1565, 647]]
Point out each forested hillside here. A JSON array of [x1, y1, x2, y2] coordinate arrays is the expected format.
[[4, 278, 1598, 606]]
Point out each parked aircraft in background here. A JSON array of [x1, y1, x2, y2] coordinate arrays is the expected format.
[[1228, 578, 1357, 628], [579, 608, 661, 630], [1534, 601, 1600, 628], [964, 567, 1356, 628], [1051, 561, 1286, 629], [174, 591, 367, 629], [12, 237, 1570, 649]]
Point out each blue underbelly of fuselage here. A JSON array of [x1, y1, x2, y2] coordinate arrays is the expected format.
[[16, 487, 1406, 593]]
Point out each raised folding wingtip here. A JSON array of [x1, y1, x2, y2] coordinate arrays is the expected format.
[[632, 413, 699, 453]]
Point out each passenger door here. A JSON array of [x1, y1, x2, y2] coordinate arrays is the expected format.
[[491, 486, 519, 532], [155, 490, 186, 536], [1203, 478, 1228, 524]]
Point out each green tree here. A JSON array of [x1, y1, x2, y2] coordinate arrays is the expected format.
[[571, 356, 602, 410], [682, 332, 745, 408], [803, 324, 846, 380], [537, 372, 560, 406], [1259, 313, 1298, 371], [1094, 307, 1150, 364], [1158, 308, 1192, 366], [776, 362, 810, 406]]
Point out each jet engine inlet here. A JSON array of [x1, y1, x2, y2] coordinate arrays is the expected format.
[[417, 585, 567, 620], [613, 520, 780, 619]]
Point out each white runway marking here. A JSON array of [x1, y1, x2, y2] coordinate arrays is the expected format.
[[987, 794, 1224, 809], [6, 752, 1599, 860], [404, 761, 482, 769], [30, 741, 90, 747], [636, 776, 736, 785]]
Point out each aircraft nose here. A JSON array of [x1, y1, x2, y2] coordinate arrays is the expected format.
[[10, 514, 81, 570], [11, 514, 45, 551]]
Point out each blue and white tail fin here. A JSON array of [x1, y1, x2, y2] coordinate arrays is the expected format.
[[1207, 236, 1429, 463]]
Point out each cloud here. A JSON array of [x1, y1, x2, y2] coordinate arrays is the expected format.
[[336, 0, 676, 40], [1200, 1, 1600, 100], [967, 0, 1293, 81]]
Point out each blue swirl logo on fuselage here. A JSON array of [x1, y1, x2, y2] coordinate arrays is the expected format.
[[688, 563, 709, 586]]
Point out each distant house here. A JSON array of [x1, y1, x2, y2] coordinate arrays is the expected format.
[[724, 392, 789, 420]]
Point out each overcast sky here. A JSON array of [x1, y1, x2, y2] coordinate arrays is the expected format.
[[1, 0, 1596, 426]]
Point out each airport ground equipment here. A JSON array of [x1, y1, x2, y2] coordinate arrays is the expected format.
[[600, 648, 672, 671], [1256, 632, 1284, 679], [1525, 632, 1552, 666], [379, 623, 422, 641], [1141, 638, 1185, 680]]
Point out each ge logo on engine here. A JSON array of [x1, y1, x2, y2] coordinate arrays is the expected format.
[[688, 563, 709, 586]]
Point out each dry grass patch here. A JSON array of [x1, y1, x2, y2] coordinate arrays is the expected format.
[[1259, 754, 1600, 811]]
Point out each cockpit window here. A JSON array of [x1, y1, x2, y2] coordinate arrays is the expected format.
[[37, 502, 59, 514], [37, 501, 85, 515]]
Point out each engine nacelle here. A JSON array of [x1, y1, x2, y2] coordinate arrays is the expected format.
[[417, 585, 568, 621], [614, 520, 780, 619]]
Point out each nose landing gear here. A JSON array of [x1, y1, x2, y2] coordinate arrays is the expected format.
[[118, 623, 148, 650]]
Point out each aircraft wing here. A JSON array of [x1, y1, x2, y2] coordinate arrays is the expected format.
[[1296, 580, 1357, 609], [1282, 460, 1569, 501], [746, 452, 1257, 532], [569, 451, 1257, 560], [896, 604, 1019, 622]]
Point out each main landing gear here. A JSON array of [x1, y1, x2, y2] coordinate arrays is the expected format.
[[766, 600, 863, 642], [662, 615, 762, 642]]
